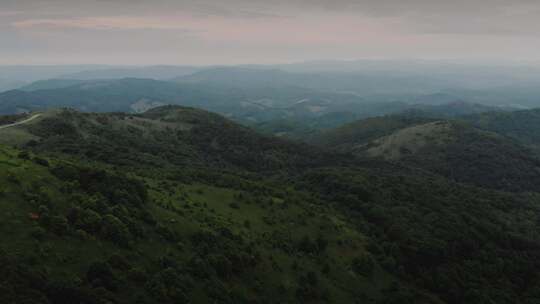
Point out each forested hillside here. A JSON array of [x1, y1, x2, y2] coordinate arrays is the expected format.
[[0, 106, 345, 171], [315, 114, 540, 192], [463, 109, 540, 148], [0, 132, 400, 303], [1, 106, 540, 303]]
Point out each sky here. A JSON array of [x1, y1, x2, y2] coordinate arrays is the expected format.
[[1, 0, 540, 65]]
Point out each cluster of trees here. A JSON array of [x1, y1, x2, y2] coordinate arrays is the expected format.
[[297, 167, 540, 303], [22, 107, 349, 173]]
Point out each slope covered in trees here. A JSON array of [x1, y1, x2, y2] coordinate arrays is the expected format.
[[0, 106, 346, 171], [315, 115, 540, 192], [463, 108, 540, 148], [0, 143, 402, 303], [2, 106, 540, 303]]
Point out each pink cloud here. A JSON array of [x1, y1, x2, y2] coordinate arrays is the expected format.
[[12, 13, 411, 46], [191, 14, 410, 45], [13, 16, 196, 30], [0, 10, 22, 17]]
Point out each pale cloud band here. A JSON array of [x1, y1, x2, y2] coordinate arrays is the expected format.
[[1, 0, 540, 64], [13, 16, 196, 30]]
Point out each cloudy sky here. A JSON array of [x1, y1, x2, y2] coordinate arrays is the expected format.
[[1, 0, 540, 65]]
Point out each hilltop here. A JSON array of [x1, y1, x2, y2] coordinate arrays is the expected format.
[[0, 106, 344, 172]]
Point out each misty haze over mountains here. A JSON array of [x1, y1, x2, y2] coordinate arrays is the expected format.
[[2, 60, 540, 118]]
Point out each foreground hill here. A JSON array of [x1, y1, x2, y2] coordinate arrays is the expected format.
[[0, 143, 408, 304], [0, 108, 427, 304], [3, 106, 540, 303]]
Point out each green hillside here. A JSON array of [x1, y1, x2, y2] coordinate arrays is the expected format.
[[0, 142, 406, 303], [312, 115, 435, 149], [463, 108, 540, 147], [315, 116, 540, 192], [297, 166, 540, 303], [0, 106, 345, 172], [2, 106, 540, 303]]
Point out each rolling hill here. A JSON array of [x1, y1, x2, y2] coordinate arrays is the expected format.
[[311, 115, 435, 149], [249, 101, 508, 140], [463, 108, 540, 148], [0, 106, 345, 172], [0, 142, 401, 303], [315, 116, 540, 192], [0, 107, 426, 304]]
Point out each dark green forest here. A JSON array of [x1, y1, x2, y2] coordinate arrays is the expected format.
[[2, 105, 540, 303]]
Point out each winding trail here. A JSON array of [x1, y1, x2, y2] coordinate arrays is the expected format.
[[0, 114, 42, 130]]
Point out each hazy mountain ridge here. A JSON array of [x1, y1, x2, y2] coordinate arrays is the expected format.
[[59, 65, 203, 81], [4, 61, 540, 109], [0, 74, 517, 136]]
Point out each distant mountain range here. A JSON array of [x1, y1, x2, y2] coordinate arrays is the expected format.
[[0, 74, 521, 129], [3, 61, 540, 106]]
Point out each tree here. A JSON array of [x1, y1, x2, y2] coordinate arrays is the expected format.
[[100, 215, 131, 246], [75, 209, 102, 234], [49, 215, 69, 236], [145, 268, 192, 303], [352, 254, 375, 277], [86, 261, 117, 291]]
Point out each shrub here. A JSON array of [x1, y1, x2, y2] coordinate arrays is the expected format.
[[48, 215, 69, 236], [29, 227, 46, 240], [86, 261, 117, 291], [100, 214, 131, 246], [33, 157, 50, 167], [352, 254, 375, 277], [145, 268, 192, 303], [18, 151, 31, 160], [75, 209, 103, 234]]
